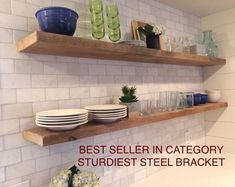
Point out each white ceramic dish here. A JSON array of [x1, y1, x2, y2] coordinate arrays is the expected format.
[[92, 113, 127, 120], [90, 111, 127, 118], [84, 104, 127, 111], [36, 120, 88, 131], [93, 116, 126, 123], [36, 115, 88, 121], [36, 109, 88, 117], [36, 118, 88, 125], [208, 93, 221, 103]]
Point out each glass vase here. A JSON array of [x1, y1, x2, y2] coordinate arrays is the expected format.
[[202, 30, 218, 57]]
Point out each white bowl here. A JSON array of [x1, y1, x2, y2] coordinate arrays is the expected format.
[[206, 90, 221, 94], [208, 93, 221, 103]]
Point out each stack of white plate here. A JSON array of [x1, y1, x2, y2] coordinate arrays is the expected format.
[[36, 109, 88, 131], [84, 104, 127, 123]]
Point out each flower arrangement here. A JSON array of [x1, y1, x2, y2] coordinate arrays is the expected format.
[[138, 24, 165, 37], [49, 165, 99, 187], [119, 85, 138, 103]]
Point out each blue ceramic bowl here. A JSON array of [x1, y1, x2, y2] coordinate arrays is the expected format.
[[200, 94, 208, 104], [35, 7, 79, 36], [193, 93, 201, 106]]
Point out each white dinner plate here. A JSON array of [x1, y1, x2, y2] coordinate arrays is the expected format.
[[92, 113, 127, 119], [36, 120, 88, 131], [36, 118, 88, 125], [36, 109, 88, 117], [36, 113, 88, 121], [84, 104, 127, 111], [93, 115, 126, 123], [90, 111, 127, 117], [36, 115, 88, 122]]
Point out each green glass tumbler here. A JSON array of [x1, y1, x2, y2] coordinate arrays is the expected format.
[[108, 28, 121, 42], [89, 0, 103, 14], [106, 3, 118, 18], [91, 13, 104, 26], [107, 16, 120, 29], [92, 24, 105, 39]]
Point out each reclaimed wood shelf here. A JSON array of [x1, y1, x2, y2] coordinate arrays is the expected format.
[[23, 102, 227, 146], [17, 31, 226, 66]]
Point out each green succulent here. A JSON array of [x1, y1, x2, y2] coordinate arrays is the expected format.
[[119, 85, 138, 103]]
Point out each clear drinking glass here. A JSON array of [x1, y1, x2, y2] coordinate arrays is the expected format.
[[184, 92, 194, 108], [177, 92, 187, 109], [140, 100, 148, 116], [158, 91, 167, 112], [167, 91, 178, 111]]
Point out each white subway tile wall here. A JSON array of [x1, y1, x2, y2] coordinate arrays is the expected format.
[[0, 0, 204, 186]]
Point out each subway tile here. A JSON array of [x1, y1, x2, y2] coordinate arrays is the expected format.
[[106, 65, 122, 75], [15, 60, 44, 74], [32, 101, 58, 114], [79, 76, 98, 85], [0, 119, 19, 136], [67, 63, 89, 75], [89, 65, 106, 75], [10, 181, 30, 187], [27, 0, 52, 6], [4, 133, 31, 149], [21, 145, 50, 161], [90, 87, 107, 97], [36, 154, 61, 171], [0, 149, 21, 167], [0, 167, 4, 182], [0, 28, 13, 43], [57, 75, 79, 87], [12, 0, 39, 18], [17, 89, 45, 103], [45, 88, 69, 101], [13, 30, 30, 44], [70, 87, 90, 99], [22, 170, 50, 187], [0, 137, 3, 151], [19, 117, 35, 131], [0, 0, 11, 13], [0, 89, 17, 104], [0, 74, 31, 88], [44, 62, 67, 75], [0, 178, 22, 187], [0, 13, 27, 31], [27, 17, 39, 32], [58, 99, 81, 109], [6, 160, 35, 180], [32, 75, 57, 88], [2, 103, 32, 120]]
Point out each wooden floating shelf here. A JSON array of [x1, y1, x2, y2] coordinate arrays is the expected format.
[[17, 31, 226, 66], [23, 102, 227, 146]]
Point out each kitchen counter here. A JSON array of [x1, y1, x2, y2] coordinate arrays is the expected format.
[[128, 153, 235, 187]]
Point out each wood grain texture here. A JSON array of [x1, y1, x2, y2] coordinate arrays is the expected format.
[[17, 31, 226, 66], [23, 102, 228, 146]]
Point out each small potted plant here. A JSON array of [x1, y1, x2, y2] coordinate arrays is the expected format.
[[138, 24, 165, 49], [119, 85, 139, 115]]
